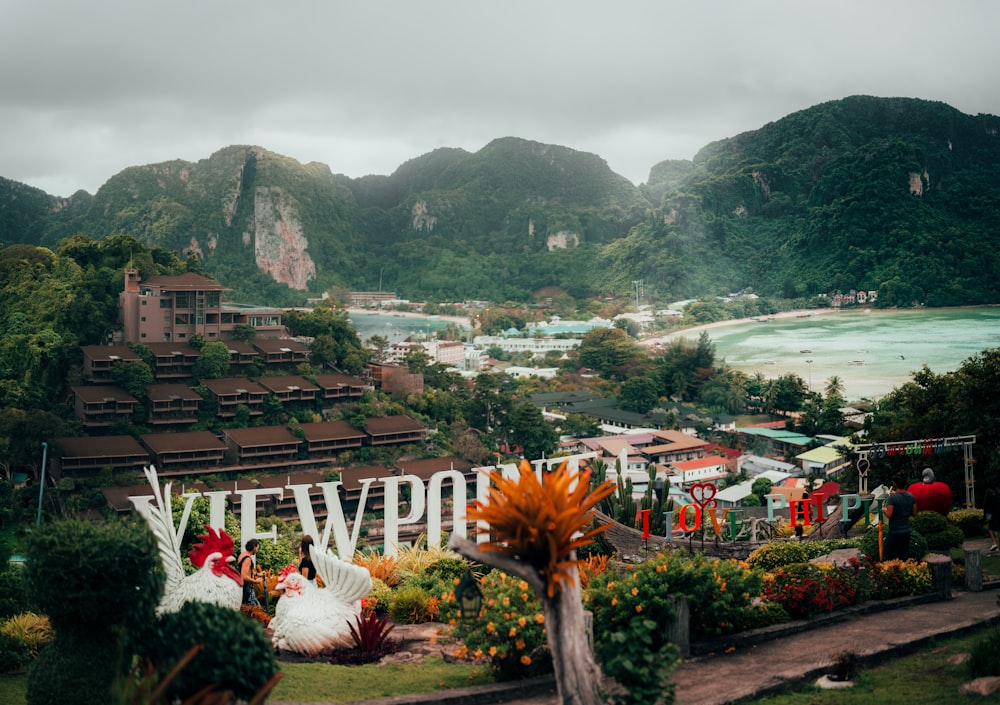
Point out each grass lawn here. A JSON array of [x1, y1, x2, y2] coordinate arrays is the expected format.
[[0, 656, 493, 704], [747, 625, 999, 705], [4, 625, 999, 704]]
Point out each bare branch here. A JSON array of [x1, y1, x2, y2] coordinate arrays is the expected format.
[[448, 535, 546, 595]]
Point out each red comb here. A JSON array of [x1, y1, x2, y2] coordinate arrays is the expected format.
[[277, 563, 297, 581], [188, 526, 236, 568]]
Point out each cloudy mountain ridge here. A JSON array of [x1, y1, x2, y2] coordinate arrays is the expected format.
[[2, 96, 999, 308]]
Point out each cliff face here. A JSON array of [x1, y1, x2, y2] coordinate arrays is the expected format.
[[251, 185, 315, 290]]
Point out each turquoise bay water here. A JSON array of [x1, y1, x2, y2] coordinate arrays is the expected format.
[[347, 307, 1000, 403], [668, 307, 1000, 402], [348, 313, 459, 343]]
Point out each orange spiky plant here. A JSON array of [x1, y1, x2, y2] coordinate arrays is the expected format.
[[466, 459, 615, 597]]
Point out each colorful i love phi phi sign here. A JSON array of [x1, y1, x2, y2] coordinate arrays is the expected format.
[[674, 481, 884, 536], [127, 452, 875, 559]]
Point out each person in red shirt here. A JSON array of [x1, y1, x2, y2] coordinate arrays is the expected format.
[[907, 467, 953, 517]]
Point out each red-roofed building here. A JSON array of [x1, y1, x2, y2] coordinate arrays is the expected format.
[[664, 456, 731, 488]]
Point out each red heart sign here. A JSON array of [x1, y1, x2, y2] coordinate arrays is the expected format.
[[689, 482, 717, 508]]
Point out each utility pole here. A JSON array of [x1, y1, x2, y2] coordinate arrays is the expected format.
[[631, 279, 643, 310]]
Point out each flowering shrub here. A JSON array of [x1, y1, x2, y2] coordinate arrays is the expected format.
[[761, 562, 862, 619], [869, 559, 933, 599], [586, 550, 766, 640], [447, 570, 550, 681]]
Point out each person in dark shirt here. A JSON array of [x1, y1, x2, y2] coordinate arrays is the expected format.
[[298, 534, 316, 581], [883, 472, 916, 561]]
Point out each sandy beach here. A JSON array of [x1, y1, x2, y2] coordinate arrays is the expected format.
[[642, 307, 844, 346]]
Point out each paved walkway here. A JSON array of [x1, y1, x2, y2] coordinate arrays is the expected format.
[[276, 542, 1000, 705]]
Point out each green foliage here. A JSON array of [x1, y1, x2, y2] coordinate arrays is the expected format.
[[25, 518, 163, 633], [0, 628, 31, 673], [858, 525, 929, 562], [746, 538, 859, 570], [909, 510, 965, 551], [968, 627, 1000, 678], [949, 508, 986, 538], [365, 577, 394, 616], [143, 602, 278, 702], [0, 563, 30, 620], [599, 619, 678, 705], [389, 585, 437, 624], [27, 629, 122, 705]]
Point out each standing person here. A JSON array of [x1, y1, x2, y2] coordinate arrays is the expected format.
[[907, 467, 953, 517], [238, 538, 262, 606], [883, 472, 916, 561], [982, 485, 1000, 552], [298, 534, 316, 581]]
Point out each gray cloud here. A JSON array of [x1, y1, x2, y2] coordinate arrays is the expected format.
[[2, 0, 999, 196]]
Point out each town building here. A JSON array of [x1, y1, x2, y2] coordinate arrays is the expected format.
[[119, 268, 285, 343]]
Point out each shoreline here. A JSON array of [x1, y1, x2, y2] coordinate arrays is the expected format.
[[345, 307, 471, 327], [642, 308, 843, 346]]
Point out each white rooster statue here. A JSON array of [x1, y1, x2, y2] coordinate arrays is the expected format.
[[137, 465, 243, 615], [269, 545, 373, 655]]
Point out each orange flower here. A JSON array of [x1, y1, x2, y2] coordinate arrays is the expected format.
[[465, 459, 615, 598], [518, 617, 527, 627], [516, 639, 525, 650], [535, 613, 545, 624], [509, 627, 518, 637], [635, 604, 643, 613], [631, 587, 639, 596], [520, 655, 532, 666], [486, 621, 496, 633]]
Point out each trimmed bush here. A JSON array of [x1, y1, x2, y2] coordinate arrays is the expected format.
[[24, 519, 163, 705], [143, 601, 278, 703], [25, 518, 163, 633], [950, 508, 986, 538], [912, 511, 964, 551], [27, 630, 120, 705], [859, 526, 928, 562], [0, 629, 30, 674]]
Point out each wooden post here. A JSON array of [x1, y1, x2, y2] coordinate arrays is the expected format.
[[964, 548, 983, 592], [665, 595, 690, 658], [924, 554, 953, 600]]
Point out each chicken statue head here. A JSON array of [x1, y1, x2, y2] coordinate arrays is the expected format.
[[188, 526, 241, 585], [137, 465, 243, 615]]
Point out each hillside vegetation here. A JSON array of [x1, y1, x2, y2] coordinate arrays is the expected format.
[[2, 96, 999, 307]]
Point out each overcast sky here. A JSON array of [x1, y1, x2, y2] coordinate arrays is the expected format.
[[3, 1, 999, 197]]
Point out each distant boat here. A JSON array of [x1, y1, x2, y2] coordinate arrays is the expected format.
[[764, 360, 777, 365], [848, 360, 866, 366], [800, 349, 813, 354]]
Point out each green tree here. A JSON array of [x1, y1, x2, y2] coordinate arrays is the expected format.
[[192, 341, 231, 380], [619, 375, 659, 413], [508, 401, 558, 459], [110, 359, 154, 401], [576, 327, 644, 380]]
